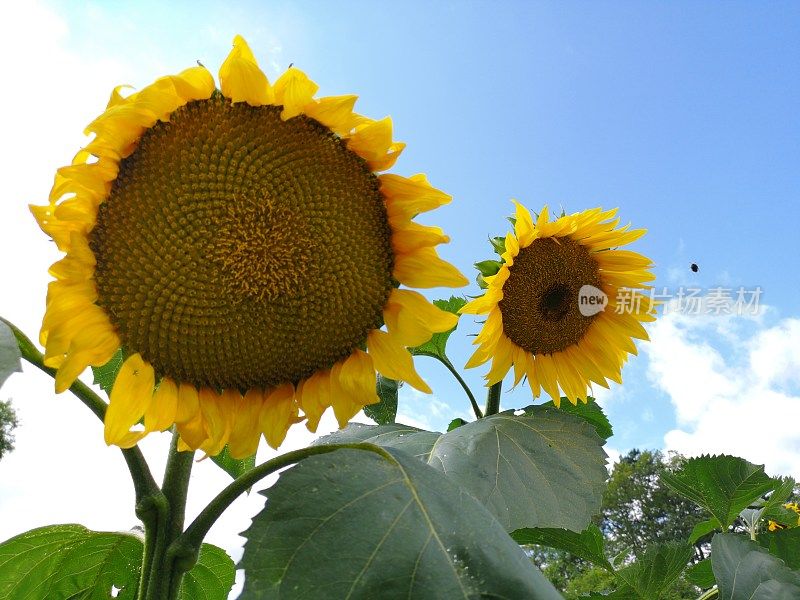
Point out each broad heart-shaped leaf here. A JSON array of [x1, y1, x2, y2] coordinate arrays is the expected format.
[[712, 533, 800, 600], [0, 524, 142, 599], [660, 455, 779, 529], [0, 320, 22, 390], [363, 374, 399, 425], [536, 397, 613, 440], [427, 407, 607, 532], [211, 445, 256, 481], [758, 528, 800, 570], [512, 524, 613, 571], [316, 406, 608, 533], [239, 446, 562, 600], [686, 558, 715, 588], [613, 542, 694, 599], [179, 543, 235, 600], [91, 348, 124, 395], [408, 296, 467, 360]]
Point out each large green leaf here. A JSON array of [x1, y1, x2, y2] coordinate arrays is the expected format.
[[408, 296, 467, 360], [317, 407, 608, 533], [537, 398, 613, 440], [613, 542, 694, 599], [179, 543, 235, 600], [688, 518, 718, 544], [512, 524, 613, 571], [0, 320, 22, 390], [426, 407, 607, 532], [712, 533, 800, 600], [660, 455, 779, 529], [91, 348, 124, 395], [211, 445, 256, 481], [363, 374, 399, 425], [758, 528, 800, 570], [0, 524, 142, 599], [239, 446, 562, 600]]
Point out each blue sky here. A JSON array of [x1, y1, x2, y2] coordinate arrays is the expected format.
[[1, 0, 799, 579]]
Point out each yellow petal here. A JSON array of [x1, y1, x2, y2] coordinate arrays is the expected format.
[[228, 388, 265, 459], [274, 67, 319, 120], [393, 246, 468, 289], [104, 354, 155, 447], [304, 94, 358, 133], [145, 377, 178, 433], [296, 369, 332, 433], [512, 200, 536, 246], [260, 383, 298, 449], [534, 354, 561, 405], [219, 34, 273, 106], [332, 349, 377, 427], [380, 173, 451, 220], [367, 329, 431, 393], [383, 289, 459, 347], [391, 221, 450, 254], [347, 117, 404, 171], [485, 335, 514, 385], [199, 388, 237, 456]]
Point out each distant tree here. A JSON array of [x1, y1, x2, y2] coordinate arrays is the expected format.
[[0, 399, 18, 460], [531, 449, 708, 599]]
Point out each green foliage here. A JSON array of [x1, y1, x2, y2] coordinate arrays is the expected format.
[[685, 558, 715, 588], [447, 417, 467, 431], [757, 528, 800, 570], [661, 454, 780, 530], [613, 543, 694, 599], [513, 525, 613, 571], [240, 446, 562, 600], [408, 296, 466, 360], [712, 533, 800, 599], [363, 373, 399, 424], [179, 543, 235, 600], [0, 525, 142, 599], [474, 259, 501, 277], [0, 525, 236, 600], [317, 407, 609, 532], [211, 445, 256, 481], [0, 320, 22, 390], [537, 397, 613, 440], [91, 348, 124, 395], [0, 399, 18, 460]]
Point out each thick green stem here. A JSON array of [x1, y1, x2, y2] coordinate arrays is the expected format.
[[485, 381, 502, 416], [422, 353, 482, 419], [143, 431, 194, 600]]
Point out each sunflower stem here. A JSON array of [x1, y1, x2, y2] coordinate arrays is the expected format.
[[485, 381, 503, 416], [424, 353, 482, 419], [143, 430, 195, 600]]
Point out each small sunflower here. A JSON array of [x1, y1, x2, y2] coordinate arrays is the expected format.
[[768, 502, 800, 531], [461, 202, 656, 405], [32, 36, 466, 456]]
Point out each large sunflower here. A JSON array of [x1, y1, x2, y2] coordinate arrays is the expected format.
[[461, 202, 655, 405], [31, 36, 466, 456]]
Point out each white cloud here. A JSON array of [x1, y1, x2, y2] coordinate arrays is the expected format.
[[645, 308, 800, 479]]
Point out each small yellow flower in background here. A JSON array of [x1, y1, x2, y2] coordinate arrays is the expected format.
[[31, 35, 467, 456], [768, 502, 800, 531], [461, 202, 656, 405]]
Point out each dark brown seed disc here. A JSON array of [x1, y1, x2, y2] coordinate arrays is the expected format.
[[499, 236, 601, 355], [90, 96, 394, 390]]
